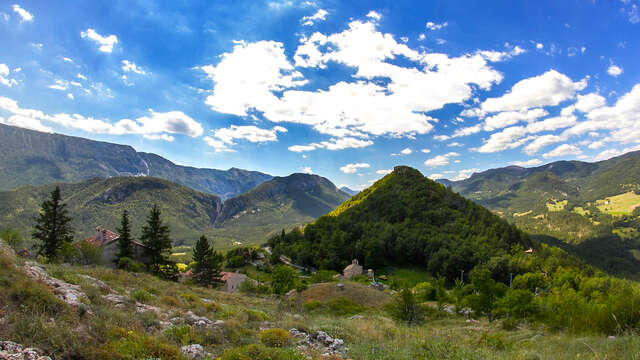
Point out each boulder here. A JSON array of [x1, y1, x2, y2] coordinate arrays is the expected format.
[[22, 262, 88, 309], [180, 344, 210, 359]]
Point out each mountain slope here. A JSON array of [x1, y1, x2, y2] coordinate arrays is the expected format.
[[0, 174, 351, 248], [269, 166, 533, 280], [339, 186, 358, 196], [0, 177, 222, 245], [216, 173, 351, 230], [0, 124, 271, 199]]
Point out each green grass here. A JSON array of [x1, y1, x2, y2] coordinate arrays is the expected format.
[[3, 247, 640, 359], [595, 191, 640, 216], [546, 199, 568, 212]]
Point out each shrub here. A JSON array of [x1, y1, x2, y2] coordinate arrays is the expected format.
[[239, 279, 271, 295], [116, 257, 142, 272], [386, 289, 425, 324], [95, 327, 184, 360], [10, 278, 65, 315], [309, 270, 338, 283], [163, 324, 202, 346], [246, 309, 271, 322], [131, 289, 153, 303], [0, 227, 23, 248], [220, 344, 305, 360], [258, 328, 291, 348]]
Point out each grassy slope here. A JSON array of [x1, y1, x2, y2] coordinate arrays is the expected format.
[[1, 246, 639, 359], [0, 177, 222, 246]]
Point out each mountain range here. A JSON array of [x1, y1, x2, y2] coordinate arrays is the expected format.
[[0, 123, 272, 199], [0, 172, 349, 248]]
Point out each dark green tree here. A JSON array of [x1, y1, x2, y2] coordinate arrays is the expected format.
[[192, 235, 223, 286], [114, 209, 134, 267], [140, 204, 172, 274], [271, 265, 298, 295], [32, 186, 74, 260], [466, 268, 507, 322]]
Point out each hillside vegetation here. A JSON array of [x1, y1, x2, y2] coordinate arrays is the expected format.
[[270, 166, 532, 281], [441, 152, 640, 277], [0, 173, 350, 248]]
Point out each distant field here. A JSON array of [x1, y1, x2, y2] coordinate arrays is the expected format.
[[546, 199, 568, 212], [514, 210, 532, 217], [613, 227, 637, 239], [595, 191, 640, 215], [572, 207, 590, 216]]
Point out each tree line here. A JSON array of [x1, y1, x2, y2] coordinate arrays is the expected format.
[[31, 186, 222, 286]]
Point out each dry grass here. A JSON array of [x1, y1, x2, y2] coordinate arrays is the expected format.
[[301, 282, 392, 308]]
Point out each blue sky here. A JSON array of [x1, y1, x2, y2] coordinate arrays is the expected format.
[[1, 0, 639, 190]]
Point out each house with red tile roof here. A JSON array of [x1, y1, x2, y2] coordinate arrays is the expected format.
[[83, 226, 149, 267], [220, 271, 251, 292]]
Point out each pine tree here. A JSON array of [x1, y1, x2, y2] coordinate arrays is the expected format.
[[32, 186, 74, 260], [114, 209, 133, 267], [192, 235, 222, 286], [140, 204, 172, 273]]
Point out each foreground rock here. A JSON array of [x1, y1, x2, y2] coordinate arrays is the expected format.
[[180, 311, 225, 328], [22, 262, 88, 309], [180, 344, 212, 359], [289, 328, 347, 357], [0, 341, 51, 360]]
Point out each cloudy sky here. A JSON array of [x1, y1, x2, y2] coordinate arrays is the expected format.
[[1, 0, 639, 189]]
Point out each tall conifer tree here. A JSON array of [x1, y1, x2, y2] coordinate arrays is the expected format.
[[192, 235, 222, 286], [114, 209, 133, 266], [140, 204, 171, 273], [33, 186, 74, 260]]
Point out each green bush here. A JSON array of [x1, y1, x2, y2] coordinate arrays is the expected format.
[[131, 289, 153, 303], [220, 344, 305, 360], [258, 328, 291, 348], [239, 279, 271, 295], [116, 257, 141, 272], [10, 278, 65, 315], [386, 289, 425, 324], [96, 327, 185, 360], [309, 270, 338, 283], [163, 324, 202, 346], [0, 227, 23, 248]]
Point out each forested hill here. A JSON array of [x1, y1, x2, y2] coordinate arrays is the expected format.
[[0, 176, 222, 245], [0, 174, 351, 248], [216, 173, 351, 227], [0, 123, 272, 199], [269, 166, 533, 281]]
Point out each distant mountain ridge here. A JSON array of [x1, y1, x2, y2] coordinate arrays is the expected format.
[[0, 124, 272, 199], [339, 186, 358, 196], [0, 173, 350, 247]]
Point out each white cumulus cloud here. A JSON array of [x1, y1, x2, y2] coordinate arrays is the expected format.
[[301, 9, 328, 26], [542, 144, 582, 159], [81, 28, 118, 53], [607, 64, 623, 77], [12, 4, 32, 22], [340, 162, 370, 174]]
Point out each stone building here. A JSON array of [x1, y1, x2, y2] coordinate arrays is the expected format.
[[84, 226, 148, 267], [343, 259, 363, 279], [220, 271, 250, 292]]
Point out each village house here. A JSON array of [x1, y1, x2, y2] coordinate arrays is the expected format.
[[343, 259, 363, 279], [84, 226, 148, 267], [220, 271, 250, 292]]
